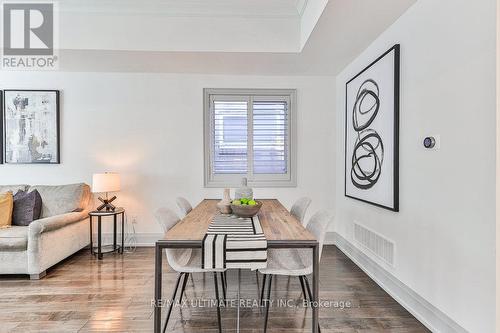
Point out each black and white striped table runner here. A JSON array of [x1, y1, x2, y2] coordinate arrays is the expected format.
[[202, 214, 267, 270]]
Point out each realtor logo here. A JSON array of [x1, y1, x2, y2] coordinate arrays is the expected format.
[[2, 1, 58, 70]]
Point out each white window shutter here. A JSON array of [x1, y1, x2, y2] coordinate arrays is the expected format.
[[204, 89, 296, 187], [212, 100, 248, 174], [252, 100, 288, 174]]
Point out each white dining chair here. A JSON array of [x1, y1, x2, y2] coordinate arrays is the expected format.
[[258, 210, 332, 333], [155, 207, 226, 333], [176, 197, 193, 216], [290, 197, 312, 226]]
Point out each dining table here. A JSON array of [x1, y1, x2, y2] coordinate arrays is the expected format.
[[153, 199, 320, 332]]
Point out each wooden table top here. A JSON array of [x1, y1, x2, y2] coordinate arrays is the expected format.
[[164, 199, 316, 242]]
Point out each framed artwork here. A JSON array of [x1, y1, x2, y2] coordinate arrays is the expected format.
[[3, 90, 60, 164], [345, 44, 399, 211]]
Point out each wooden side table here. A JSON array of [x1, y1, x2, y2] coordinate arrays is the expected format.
[[89, 208, 125, 259]]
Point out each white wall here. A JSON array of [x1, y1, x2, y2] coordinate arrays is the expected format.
[[0, 72, 336, 235], [335, 0, 496, 332], [1, 0, 495, 330]]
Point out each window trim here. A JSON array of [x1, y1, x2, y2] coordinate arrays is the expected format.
[[204, 88, 297, 188]]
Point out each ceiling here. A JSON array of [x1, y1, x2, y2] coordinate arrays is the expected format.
[[58, 0, 417, 75], [60, 0, 307, 17], [57, 0, 327, 52]]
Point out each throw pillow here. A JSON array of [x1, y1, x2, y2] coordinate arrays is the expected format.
[[0, 192, 14, 229], [12, 190, 43, 226], [28, 183, 90, 218]]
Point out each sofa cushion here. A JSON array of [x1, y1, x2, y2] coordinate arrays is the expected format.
[[0, 226, 27, 250], [12, 190, 42, 226], [0, 185, 28, 194], [0, 192, 14, 229], [28, 183, 91, 218]]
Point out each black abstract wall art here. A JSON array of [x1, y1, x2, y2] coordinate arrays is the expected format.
[[345, 45, 399, 212]]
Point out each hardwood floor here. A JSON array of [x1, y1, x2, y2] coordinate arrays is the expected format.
[[0, 246, 429, 332]]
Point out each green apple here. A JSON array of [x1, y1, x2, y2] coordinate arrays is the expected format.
[[232, 200, 241, 205], [248, 200, 256, 206]]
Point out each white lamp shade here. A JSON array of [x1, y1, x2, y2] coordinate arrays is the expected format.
[[92, 173, 121, 193]]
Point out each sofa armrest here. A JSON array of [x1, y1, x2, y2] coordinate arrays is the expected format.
[[29, 211, 89, 236]]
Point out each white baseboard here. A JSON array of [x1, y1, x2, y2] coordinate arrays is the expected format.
[[331, 232, 467, 333], [324, 230, 336, 245], [99, 232, 163, 247]]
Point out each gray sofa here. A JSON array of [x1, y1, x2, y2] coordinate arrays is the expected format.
[[0, 183, 92, 279]]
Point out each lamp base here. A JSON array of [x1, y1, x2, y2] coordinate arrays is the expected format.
[[97, 195, 117, 211]]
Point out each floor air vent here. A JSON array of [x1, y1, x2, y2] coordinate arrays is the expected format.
[[354, 222, 395, 266]]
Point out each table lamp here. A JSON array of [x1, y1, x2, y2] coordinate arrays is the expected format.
[[92, 172, 120, 211]]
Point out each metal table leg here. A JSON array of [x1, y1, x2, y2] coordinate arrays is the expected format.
[[154, 244, 162, 333], [121, 212, 125, 253], [113, 214, 117, 251], [89, 216, 93, 254], [153, 240, 319, 333], [97, 216, 102, 260], [154, 241, 203, 333]]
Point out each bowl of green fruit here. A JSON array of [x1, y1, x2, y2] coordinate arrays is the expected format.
[[231, 198, 262, 218]]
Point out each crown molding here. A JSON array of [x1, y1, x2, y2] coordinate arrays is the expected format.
[[58, 0, 301, 19], [296, 0, 309, 17]]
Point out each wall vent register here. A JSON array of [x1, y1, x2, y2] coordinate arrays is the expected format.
[[354, 222, 395, 266]]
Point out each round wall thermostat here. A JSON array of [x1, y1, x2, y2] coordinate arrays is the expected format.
[[423, 136, 436, 149]]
